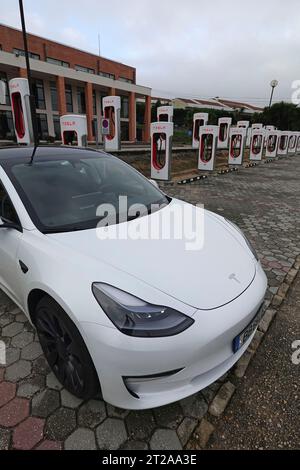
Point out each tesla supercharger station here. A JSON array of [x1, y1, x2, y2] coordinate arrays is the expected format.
[[277, 132, 290, 156], [237, 121, 250, 146], [150, 122, 173, 181], [9, 78, 33, 145], [102, 96, 121, 151], [252, 123, 263, 130], [198, 125, 218, 171], [217, 117, 232, 149], [246, 128, 252, 147], [0, 81, 6, 105], [228, 127, 247, 165], [288, 132, 297, 154], [157, 106, 173, 122], [265, 131, 279, 158], [296, 133, 300, 154], [60, 115, 87, 147], [192, 113, 209, 148], [237, 120, 250, 130], [249, 129, 265, 161], [263, 126, 276, 148]]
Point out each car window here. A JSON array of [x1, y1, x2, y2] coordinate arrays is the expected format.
[[0, 181, 20, 225], [9, 154, 170, 233]]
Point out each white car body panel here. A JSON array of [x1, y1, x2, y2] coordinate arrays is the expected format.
[[48, 199, 256, 311], [0, 151, 267, 409]]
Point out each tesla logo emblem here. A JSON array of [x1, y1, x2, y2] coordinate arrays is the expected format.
[[229, 273, 241, 284]]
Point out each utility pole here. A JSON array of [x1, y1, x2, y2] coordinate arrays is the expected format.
[[19, 0, 39, 146]]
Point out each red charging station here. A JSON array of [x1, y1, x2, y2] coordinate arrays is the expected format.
[[60, 115, 87, 147], [192, 113, 209, 148], [102, 96, 121, 151], [277, 132, 290, 156], [265, 131, 279, 158], [157, 106, 173, 122], [198, 126, 218, 171], [217, 117, 232, 149], [252, 123, 263, 130], [237, 121, 250, 129], [150, 122, 173, 181], [288, 132, 297, 154], [250, 129, 265, 161], [237, 121, 251, 147], [296, 133, 300, 154], [228, 127, 247, 165], [9, 78, 33, 145]]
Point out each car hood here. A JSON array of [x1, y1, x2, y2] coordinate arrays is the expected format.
[[47, 199, 256, 310]]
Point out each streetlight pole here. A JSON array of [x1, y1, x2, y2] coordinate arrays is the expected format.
[[19, 0, 39, 146], [269, 79, 279, 108]]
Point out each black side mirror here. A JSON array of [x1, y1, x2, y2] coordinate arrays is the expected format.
[[0, 220, 22, 233]]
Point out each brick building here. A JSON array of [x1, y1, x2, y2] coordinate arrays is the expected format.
[[0, 24, 152, 143]]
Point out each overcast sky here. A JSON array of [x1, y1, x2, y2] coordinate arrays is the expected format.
[[1, 0, 300, 105]]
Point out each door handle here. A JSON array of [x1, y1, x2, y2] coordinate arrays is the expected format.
[[19, 260, 29, 274]]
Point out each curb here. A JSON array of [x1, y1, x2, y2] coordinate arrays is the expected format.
[[172, 155, 298, 185], [186, 254, 300, 450]]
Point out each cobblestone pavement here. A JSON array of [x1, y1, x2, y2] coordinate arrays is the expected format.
[[209, 275, 300, 450], [207, 269, 300, 450], [0, 155, 300, 450]]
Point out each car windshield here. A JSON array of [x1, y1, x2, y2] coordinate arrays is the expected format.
[[10, 153, 170, 233]]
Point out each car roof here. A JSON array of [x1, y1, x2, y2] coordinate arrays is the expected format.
[[0, 145, 107, 165]]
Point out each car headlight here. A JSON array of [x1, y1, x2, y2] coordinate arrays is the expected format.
[[92, 283, 194, 338], [225, 219, 259, 261]]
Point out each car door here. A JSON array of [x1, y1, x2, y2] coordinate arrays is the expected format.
[[0, 179, 23, 305]]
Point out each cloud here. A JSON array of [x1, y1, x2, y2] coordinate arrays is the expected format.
[[59, 27, 89, 50], [1, 0, 300, 105]]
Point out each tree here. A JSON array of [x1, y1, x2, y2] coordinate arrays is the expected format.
[[252, 102, 300, 130]]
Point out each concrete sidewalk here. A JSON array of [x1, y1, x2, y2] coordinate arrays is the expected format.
[[207, 272, 300, 450]]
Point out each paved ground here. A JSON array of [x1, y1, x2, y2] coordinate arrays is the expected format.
[[208, 271, 300, 450], [0, 154, 300, 450]]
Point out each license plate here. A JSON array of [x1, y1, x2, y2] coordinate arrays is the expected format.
[[232, 304, 264, 353]]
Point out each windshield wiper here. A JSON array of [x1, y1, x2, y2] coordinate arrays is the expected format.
[[44, 226, 85, 234]]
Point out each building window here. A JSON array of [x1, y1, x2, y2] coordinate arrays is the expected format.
[[0, 71, 10, 106], [98, 71, 115, 80], [32, 79, 46, 110], [50, 81, 58, 111], [36, 113, 48, 140], [75, 65, 95, 74], [121, 121, 129, 141], [119, 77, 133, 84], [77, 87, 86, 114], [121, 96, 129, 118], [93, 91, 97, 115], [53, 115, 61, 140], [65, 84, 73, 113], [46, 57, 69, 68], [0, 111, 14, 140], [13, 48, 40, 60]]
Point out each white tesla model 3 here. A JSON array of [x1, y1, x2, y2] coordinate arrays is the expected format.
[[0, 146, 267, 409]]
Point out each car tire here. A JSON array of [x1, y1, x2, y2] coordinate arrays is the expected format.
[[35, 296, 100, 400]]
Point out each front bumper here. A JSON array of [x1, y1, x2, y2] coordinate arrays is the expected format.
[[82, 262, 267, 410]]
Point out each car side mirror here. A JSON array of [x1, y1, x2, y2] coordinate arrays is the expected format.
[[0, 219, 22, 233], [0, 195, 22, 232]]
